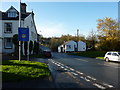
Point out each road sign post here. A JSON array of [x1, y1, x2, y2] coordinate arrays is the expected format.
[[18, 27, 29, 60]]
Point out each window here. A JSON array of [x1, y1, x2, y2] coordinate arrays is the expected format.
[[8, 12, 17, 17], [4, 38, 12, 49], [112, 53, 118, 56], [4, 23, 12, 33], [67, 45, 71, 49], [107, 53, 111, 55]]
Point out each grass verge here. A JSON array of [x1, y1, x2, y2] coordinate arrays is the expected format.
[[70, 51, 106, 59], [1, 60, 50, 82]]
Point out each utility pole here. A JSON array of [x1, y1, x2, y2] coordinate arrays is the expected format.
[[77, 29, 79, 52], [19, 0, 21, 61]]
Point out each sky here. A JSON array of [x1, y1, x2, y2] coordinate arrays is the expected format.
[[1, 1, 118, 38]]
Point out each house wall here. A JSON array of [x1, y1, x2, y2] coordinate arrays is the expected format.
[[78, 41, 86, 51], [1, 20, 19, 53], [24, 13, 37, 41], [65, 41, 77, 52], [0, 20, 2, 53], [58, 45, 64, 53]]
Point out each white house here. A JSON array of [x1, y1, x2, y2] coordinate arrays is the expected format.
[[0, 3, 38, 54], [58, 40, 77, 53], [78, 41, 86, 51], [58, 40, 86, 53]]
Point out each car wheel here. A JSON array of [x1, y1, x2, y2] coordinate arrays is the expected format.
[[105, 57, 109, 62]]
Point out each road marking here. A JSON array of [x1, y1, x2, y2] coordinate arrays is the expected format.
[[71, 72, 78, 76], [60, 66, 64, 68], [84, 77, 90, 82], [103, 83, 114, 88], [93, 83, 106, 89], [49, 59, 115, 89], [87, 76, 96, 81], [69, 68, 75, 71], [76, 71, 83, 75], [80, 76, 84, 79], [76, 59, 88, 62], [98, 63, 119, 68]]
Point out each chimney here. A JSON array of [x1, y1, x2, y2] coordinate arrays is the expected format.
[[21, 3, 27, 14]]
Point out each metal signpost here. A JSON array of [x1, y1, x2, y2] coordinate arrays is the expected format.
[[18, 0, 29, 61], [18, 28, 29, 61]]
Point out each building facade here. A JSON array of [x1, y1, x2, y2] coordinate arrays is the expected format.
[[0, 3, 38, 54], [58, 40, 86, 53]]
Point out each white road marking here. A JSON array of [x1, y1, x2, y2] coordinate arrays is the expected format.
[[64, 68, 68, 71], [80, 76, 84, 79], [76, 71, 83, 75], [69, 68, 75, 71], [103, 83, 114, 88], [84, 77, 90, 82], [76, 59, 88, 62], [71, 72, 78, 76], [93, 83, 106, 89], [49, 59, 115, 89], [98, 63, 119, 68], [60, 66, 64, 68], [87, 76, 96, 81]]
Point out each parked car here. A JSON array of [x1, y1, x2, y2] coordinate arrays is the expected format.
[[104, 51, 120, 62], [43, 50, 52, 58]]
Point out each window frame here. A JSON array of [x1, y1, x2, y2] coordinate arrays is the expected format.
[[4, 38, 13, 49], [4, 23, 12, 33]]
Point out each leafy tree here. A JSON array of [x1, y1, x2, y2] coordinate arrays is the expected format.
[[86, 30, 98, 50], [97, 17, 120, 50], [29, 40, 33, 55], [33, 41, 39, 54], [24, 41, 28, 56], [12, 34, 19, 55]]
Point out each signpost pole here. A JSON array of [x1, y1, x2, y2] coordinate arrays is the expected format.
[[19, 0, 21, 61]]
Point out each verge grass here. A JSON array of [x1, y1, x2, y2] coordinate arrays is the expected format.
[[2, 60, 50, 82]]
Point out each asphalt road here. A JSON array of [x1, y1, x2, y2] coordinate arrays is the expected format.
[[48, 52, 120, 89]]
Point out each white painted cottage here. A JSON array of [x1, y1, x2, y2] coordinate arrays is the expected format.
[[78, 41, 86, 51], [58, 40, 86, 53], [58, 40, 77, 53], [0, 3, 38, 54]]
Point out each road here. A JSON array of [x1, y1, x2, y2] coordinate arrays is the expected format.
[[47, 52, 120, 89]]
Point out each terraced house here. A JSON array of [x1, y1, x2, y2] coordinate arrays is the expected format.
[[0, 3, 38, 54]]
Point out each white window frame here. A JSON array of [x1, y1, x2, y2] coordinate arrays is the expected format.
[[4, 38, 13, 49], [8, 11, 17, 17], [4, 23, 12, 33]]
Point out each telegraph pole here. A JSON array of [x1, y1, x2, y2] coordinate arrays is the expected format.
[[19, 0, 21, 61], [77, 29, 79, 52]]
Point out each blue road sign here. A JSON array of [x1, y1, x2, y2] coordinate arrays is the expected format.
[[18, 28, 29, 41]]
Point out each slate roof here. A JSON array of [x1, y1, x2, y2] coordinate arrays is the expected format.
[[0, 5, 31, 20], [0, 12, 31, 20]]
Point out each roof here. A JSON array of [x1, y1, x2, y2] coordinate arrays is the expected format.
[[1, 12, 31, 20], [0, 5, 31, 20]]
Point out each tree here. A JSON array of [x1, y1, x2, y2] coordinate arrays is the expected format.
[[24, 41, 28, 56], [33, 41, 39, 54], [97, 17, 120, 50], [12, 34, 19, 55], [86, 30, 98, 50], [29, 41, 33, 55]]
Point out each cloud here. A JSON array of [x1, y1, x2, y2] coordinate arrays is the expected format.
[[37, 22, 68, 37]]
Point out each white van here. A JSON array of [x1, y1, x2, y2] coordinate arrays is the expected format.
[[104, 51, 120, 62]]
